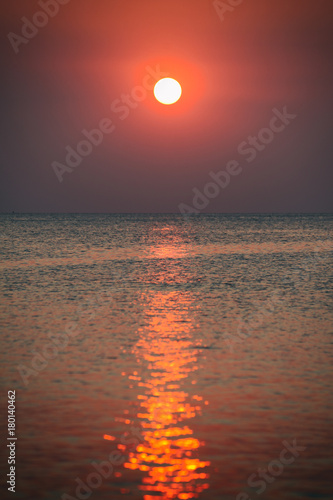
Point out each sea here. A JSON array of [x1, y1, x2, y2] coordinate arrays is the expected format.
[[0, 213, 332, 500]]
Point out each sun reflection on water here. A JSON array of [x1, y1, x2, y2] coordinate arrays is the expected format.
[[124, 291, 210, 500]]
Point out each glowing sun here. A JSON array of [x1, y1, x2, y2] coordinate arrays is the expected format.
[[154, 78, 182, 105]]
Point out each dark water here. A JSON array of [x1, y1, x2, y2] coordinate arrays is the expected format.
[[0, 214, 332, 500]]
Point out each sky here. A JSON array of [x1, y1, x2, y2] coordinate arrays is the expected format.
[[1, 0, 332, 213]]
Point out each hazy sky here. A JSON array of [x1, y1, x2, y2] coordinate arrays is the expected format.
[[1, 0, 332, 213]]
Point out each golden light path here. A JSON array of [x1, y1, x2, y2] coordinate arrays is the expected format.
[[123, 289, 210, 500]]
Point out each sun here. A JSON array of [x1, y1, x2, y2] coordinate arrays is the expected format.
[[154, 78, 182, 105]]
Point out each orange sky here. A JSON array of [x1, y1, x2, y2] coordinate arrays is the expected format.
[[1, 0, 333, 212]]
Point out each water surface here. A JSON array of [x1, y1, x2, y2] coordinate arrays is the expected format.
[[0, 214, 332, 500]]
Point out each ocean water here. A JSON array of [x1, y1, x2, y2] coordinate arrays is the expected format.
[[0, 214, 332, 500]]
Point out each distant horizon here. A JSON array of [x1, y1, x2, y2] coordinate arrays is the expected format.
[[1, 211, 333, 216]]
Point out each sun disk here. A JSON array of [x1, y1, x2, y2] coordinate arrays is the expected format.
[[154, 78, 182, 105]]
